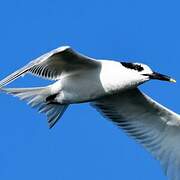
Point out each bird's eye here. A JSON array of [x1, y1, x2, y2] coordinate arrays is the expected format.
[[121, 62, 144, 72]]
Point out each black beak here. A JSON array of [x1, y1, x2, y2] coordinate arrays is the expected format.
[[143, 72, 176, 83]]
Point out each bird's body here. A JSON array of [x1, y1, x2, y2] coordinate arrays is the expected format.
[[0, 46, 179, 180], [42, 60, 150, 104]]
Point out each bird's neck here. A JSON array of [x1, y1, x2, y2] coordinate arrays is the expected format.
[[99, 60, 143, 93]]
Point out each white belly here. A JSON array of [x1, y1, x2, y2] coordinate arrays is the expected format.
[[54, 68, 107, 104]]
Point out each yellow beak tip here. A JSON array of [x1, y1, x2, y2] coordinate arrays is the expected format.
[[170, 78, 176, 83]]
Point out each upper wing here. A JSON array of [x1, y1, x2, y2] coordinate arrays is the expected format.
[[91, 88, 180, 180], [0, 46, 100, 88]]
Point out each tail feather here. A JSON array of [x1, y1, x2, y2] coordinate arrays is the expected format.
[[47, 104, 68, 128], [1, 87, 68, 128]]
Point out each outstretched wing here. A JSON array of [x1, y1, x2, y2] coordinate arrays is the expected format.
[[0, 46, 100, 88], [91, 88, 180, 180]]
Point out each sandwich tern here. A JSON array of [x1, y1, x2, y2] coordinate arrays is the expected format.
[[0, 46, 179, 180]]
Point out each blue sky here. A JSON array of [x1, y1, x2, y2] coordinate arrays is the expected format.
[[0, 0, 179, 179]]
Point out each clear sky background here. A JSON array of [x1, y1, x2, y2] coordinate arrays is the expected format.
[[0, 0, 179, 180]]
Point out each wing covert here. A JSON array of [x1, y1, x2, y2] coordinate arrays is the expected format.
[[29, 46, 99, 80]]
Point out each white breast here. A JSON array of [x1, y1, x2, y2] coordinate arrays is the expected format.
[[57, 68, 106, 103]]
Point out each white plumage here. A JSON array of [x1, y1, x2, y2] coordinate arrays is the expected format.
[[0, 46, 179, 180]]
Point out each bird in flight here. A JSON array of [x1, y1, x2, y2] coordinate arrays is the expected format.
[[0, 46, 179, 180]]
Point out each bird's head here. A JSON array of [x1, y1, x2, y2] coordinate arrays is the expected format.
[[121, 62, 176, 84]]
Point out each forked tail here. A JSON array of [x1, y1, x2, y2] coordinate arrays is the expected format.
[[1, 86, 68, 128]]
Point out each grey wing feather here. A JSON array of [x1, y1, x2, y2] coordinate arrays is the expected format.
[[91, 88, 180, 180], [0, 46, 99, 88]]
